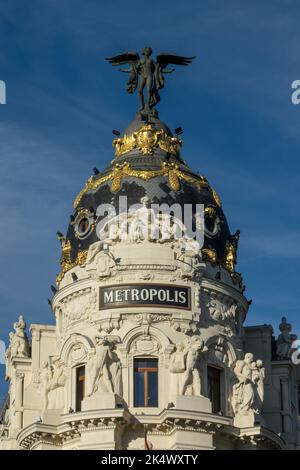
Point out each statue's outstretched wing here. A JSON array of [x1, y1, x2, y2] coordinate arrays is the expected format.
[[106, 52, 140, 66], [156, 54, 195, 68], [106, 52, 140, 95]]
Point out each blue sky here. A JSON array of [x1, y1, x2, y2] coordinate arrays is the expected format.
[[1, 0, 300, 399]]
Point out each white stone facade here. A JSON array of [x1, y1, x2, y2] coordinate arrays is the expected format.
[[1, 232, 299, 450]]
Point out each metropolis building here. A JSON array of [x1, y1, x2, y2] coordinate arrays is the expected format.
[[1, 50, 300, 450]]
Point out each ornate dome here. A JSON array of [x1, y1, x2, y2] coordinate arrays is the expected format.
[[57, 112, 241, 289]]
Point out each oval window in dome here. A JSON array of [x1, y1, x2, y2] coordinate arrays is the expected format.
[[78, 217, 90, 235]]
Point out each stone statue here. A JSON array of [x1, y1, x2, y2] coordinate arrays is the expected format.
[[128, 216, 146, 243], [86, 337, 113, 396], [231, 353, 265, 427], [276, 317, 297, 360], [180, 337, 204, 396], [128, 196, 155, 243], [40, 359, 67, 411], [106, 47, 195, 113], [8, 315, 30, 358], [88, 337, 123, 396], [85, 337, 123, 398], [231, 353, 255, 415], [251, 359, 265, 413], [170, 337, 204, 396], [159, 213, 175, 242]]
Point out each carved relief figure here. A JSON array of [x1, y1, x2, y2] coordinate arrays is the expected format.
[[206, 296, 237, 323], [169, 343, 186, 374], [61, 290, 97, 329], [47, 359, 67, 410], [40, 359, 67, 411], [169, 343, 187, 395], [207, 298, 223, 321], [109, 346, 123, 397], [276, 317, 297, 360], [96, 197, 201, 256], [86, 240, 101, 264], [170, 337, 204, 396], [202, 292, 239, 337], [40, 361, 51, 412], [8, 315, 30, 358]]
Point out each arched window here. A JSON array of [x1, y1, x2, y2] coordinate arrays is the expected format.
[[207, 366, 221, 414], [134, 358, 158, 407], [76, 366, 85, 412]]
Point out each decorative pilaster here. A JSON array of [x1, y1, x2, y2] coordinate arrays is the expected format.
[[14, 372, 25, 432]]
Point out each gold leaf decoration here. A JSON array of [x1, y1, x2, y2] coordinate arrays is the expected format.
[[168, 168, 181, 191], [56, 248, 88, 286], [74, 161, 221, 209], [113, 124, 182, 158], [225, 242, 236, 273], [73, 176, 94, 209], [201, 248, 218, 264], [76, 250, 88, 265], [211, 187, 222, 208], [60, 239, 72, 270]]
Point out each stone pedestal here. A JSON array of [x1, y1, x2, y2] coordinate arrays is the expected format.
[[233, 412, 253, 429], [166, 396, 215, 449], [81, 392, 124, 411], [234, 411, 265, 429], [175, 395, 212, 413], [170, 429, 214, 450], [42, 409, 63, 426]]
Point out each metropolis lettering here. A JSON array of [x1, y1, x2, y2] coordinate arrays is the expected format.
[[99, 284, 191, 310]]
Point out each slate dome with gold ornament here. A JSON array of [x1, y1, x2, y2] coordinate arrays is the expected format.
[[57, 111, 242, 290]]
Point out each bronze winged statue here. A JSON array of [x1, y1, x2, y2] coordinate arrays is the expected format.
[[106, 46, 195, 113]]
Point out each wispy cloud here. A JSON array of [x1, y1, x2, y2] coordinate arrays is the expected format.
[[243, 232, 300, 259]]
